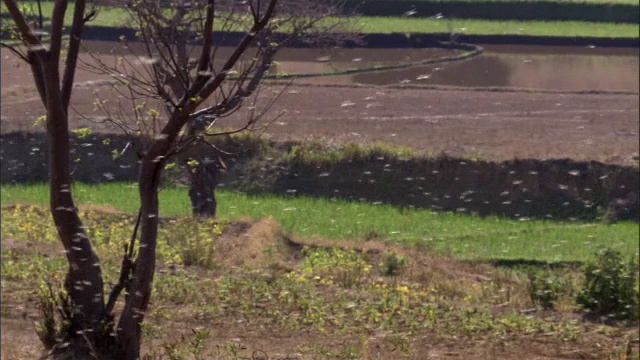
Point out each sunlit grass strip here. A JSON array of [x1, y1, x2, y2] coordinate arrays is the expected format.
[[2, 182, 637, 263], [217, 192, 638, 263], [2, 2, 638, 38], [0, 2, 130, 28], [353, 18, 639, 38]]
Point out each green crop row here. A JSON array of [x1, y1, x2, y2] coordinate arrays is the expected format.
[[2, 182, 637, 263], [2, 1, 638, 39]]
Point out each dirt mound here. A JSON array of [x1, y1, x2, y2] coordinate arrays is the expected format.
[[214, 217, 302, 270], [213, 217, 497, 289]]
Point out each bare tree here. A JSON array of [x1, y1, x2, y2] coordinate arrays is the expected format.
[[1, 0, 109, 355], [2, 0, 352, 358], [87, 0, 356, 218]]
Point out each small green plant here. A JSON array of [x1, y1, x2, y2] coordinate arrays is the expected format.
[[71, 127, 92, 138], [337, 343, 361, 359], [283, 141, 414, 167], [299, 247, 372, 288], [163, 218, 223, 269], [554, 319, 581, 342], [576, 248, 639, 320], [161, 328, 211, 360], [34, 281, 116, 356], [34, 282, 69, 351], [388, 333, 412, 356], [213, 341, 244, 360], [527, 270, 564, 310], [308, 344, 333, 358], [381, 252, 407, 276]]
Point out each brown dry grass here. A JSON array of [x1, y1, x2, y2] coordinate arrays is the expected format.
[[214, 217, 302, 270]]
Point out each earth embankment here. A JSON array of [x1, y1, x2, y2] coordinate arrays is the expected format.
[[77, 26, 639, 48], [2, 131, 638, 220]]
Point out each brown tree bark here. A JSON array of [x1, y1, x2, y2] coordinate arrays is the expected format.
[[114, 109, 197, 357], [3, 0, 106, 333], [44, 61, 105, 329], [116, 148, 164, 359]]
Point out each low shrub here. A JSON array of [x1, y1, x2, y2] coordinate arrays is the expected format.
[[381, 252, 408, 276], [527, 270, 565, 310], [576, 248, 639, 320]]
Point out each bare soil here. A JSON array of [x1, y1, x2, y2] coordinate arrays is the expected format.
[[1, 48, 639, 166]]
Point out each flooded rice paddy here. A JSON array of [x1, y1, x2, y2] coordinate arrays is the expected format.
[[4, 41, 637, 93], [273, 45, 639, 92]]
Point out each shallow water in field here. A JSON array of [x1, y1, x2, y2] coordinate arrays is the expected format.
[[26, 41, 639, 92], [273, 45, 639, 92]]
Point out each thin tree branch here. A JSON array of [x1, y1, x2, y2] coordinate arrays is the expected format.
[[0, 42, 29, 62], [62, 0, 88, 110], [48, 0, 68, 69], [191, 0, 215, 95], [103, 209, 142, 320], [191, 0, 277, 110], [2, 0, 41, 47]]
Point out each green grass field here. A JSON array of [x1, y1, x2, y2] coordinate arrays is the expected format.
[[355, 17, 639, 37], [0, 2, 130, 27], [2, 2, 638, 38], [2, 182, 637, 263]]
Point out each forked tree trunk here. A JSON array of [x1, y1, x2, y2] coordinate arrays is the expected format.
[[4, 0, 281, 357], [2, 0, 106, 332]]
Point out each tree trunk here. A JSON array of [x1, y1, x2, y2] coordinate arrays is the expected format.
[[5, 0, 107, 331], [188, 154, 226, 217], [44, 59, 105, 330], [116, 146, 164, 359]]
